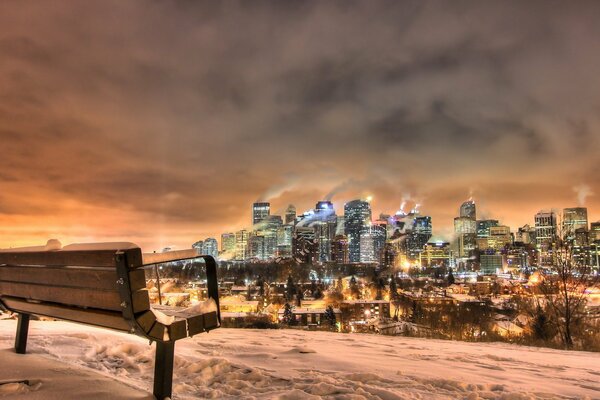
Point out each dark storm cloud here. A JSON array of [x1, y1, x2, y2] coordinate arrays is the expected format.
[[0, 0, 599, 249]]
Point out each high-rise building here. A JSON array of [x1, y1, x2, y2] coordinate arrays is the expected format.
[[285, 204, 296, 225], [359, 224, 386, 263], [515, 225, 535, 244], [477, 220, 499, 238], [331, 235, 349, 264], [248, 233, 265, 260], [344, 199, 372, 263], [407, 215, 432, 260], [252, 202, 270, 226], [454, 217, 477, 234], [562, 207, 588, 240], [235, 229, 249, 261], [221, 233, 235, 254], [487, 226, 512, 250], [359, 227, 375, 263], [454, 216, 476, 258], [420, 242, 451, 268], [535, 211, 557, 246], [460, 200, 476, 220], [591, 222, 600, 243], [292, 227, 318, 264], [262, 215, 282, 259], [276, 224, 293, 258], [202, 238, 218, 259], [192, 240, 203, 251]]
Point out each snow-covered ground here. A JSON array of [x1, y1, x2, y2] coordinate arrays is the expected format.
[[0, 320, 599, 399]]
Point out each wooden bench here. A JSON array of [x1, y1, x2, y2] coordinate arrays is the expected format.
[[0, 242, 221, 400]]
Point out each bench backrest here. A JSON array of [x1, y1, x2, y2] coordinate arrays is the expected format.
[[0, 243, 149, 331]]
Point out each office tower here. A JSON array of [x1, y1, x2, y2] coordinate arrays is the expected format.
[[192, 240, 203, 251], [460, 200, 476, 220], [407, 215, 432, 260], [515, 225, 535, 244], [235, 229, 249, 261], [285, 204, 296, 225], [276, 224, 293, 257], [477, 220, 499, 238], [359, 227, 375, 263], [591, 222, 600, 243], [455, 217, 476, 258], [419, 242, 451, 268], [292, 227, 318, 264], [262, 215, 282, 259], [202, 238, 218, 259], [487, 226, 512, 250], [344, 199, 372, 262], [331, 235, 349, 264], [221, 233, 235, 253], [373, 224, 387, 263], [535, 211, 557, 246], [562, 207, 588, 240], [360, 224, 386, 263], [248, 233, 265, 260], [535, 211, 557, 266], [252, 202, 270, 226], [454, 217, 477, 234]]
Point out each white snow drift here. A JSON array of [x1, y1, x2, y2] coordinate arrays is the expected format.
[[0, 320, 598, 399]]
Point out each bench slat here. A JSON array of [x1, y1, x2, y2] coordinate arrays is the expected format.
[[0, 296, 131, 331], [0, 266, 146, 292], [0, 283, 150, 313], [0, 248, 143, 269]]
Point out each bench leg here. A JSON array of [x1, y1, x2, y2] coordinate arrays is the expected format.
[[15, 313, 30, 354], [153, 341, 175, 400]]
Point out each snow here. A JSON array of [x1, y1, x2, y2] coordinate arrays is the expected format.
[[0, 239, 62, 252], [0, 320, 599, 399], [182, 298, 218, 316], [151, 309, 176, 326], [0, 241, 142, 253], [150, 298, 218, 326], [61, 242, 139, 251]]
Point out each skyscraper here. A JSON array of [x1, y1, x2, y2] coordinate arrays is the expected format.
[[276, 224, 293, 257], [407, 215, 432, 260], [344, 199, 372, 263], [331, 235, 349, 264], [562, 207, 588, 240], [460, 200, 476, 220], [192, 240, 203, 252], [285, 204, 296, 225], [221, 233, 235, 253], [235, 229, 249, 261], [477, 220, 499, 238], [252, 202, 270, 226], [535, 211, 557, 246], [202, 238, 218, 259], [591, 222, 600, 243]]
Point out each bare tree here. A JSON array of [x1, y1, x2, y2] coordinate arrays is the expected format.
[[538, 221, 598, 349]]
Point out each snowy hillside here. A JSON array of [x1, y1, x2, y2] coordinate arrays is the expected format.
[[0, 320, 598, 399]]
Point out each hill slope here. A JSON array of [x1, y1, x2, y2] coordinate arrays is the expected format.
[[0, 320, 598, 399]]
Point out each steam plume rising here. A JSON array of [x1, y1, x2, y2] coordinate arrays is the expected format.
[[573, 184, 593, 206]]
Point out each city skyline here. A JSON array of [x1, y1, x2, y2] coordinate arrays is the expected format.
[[1, 1, 600, 251]]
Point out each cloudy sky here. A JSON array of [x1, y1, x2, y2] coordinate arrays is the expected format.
[[1, 1, 599, 250]]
